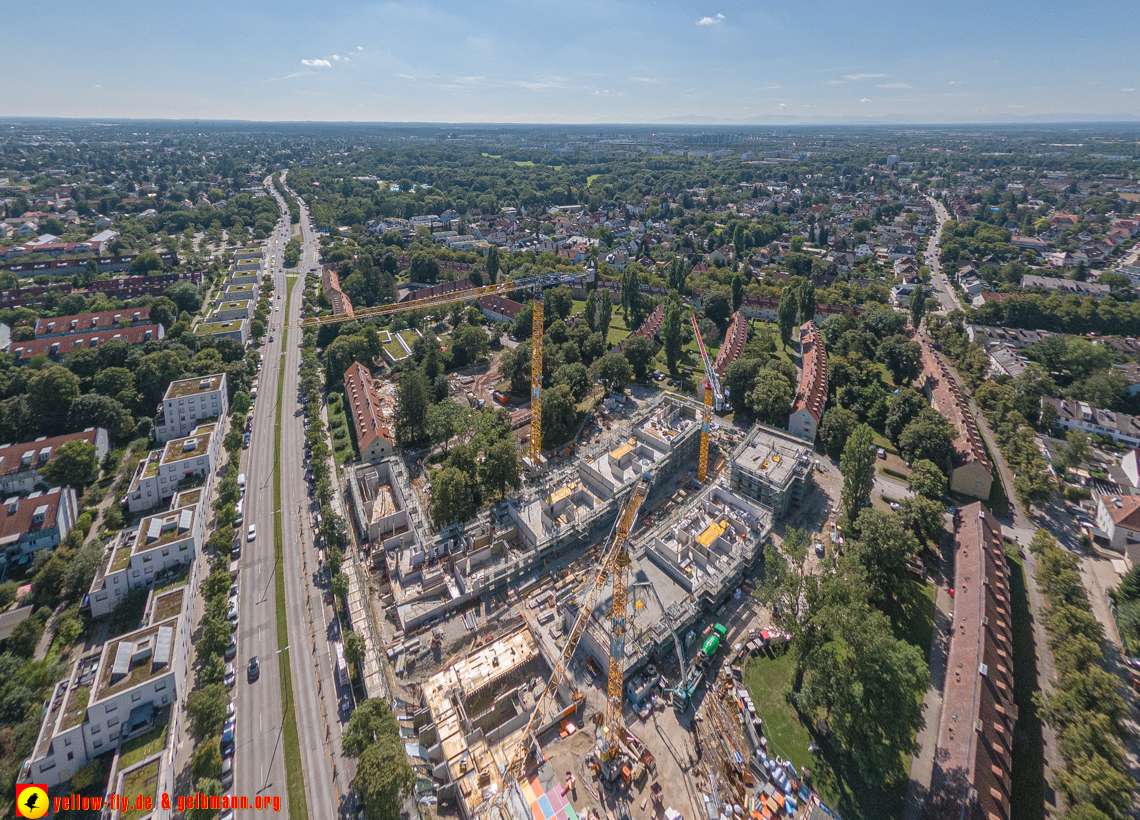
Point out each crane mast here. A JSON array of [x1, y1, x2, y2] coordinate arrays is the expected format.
[[689, 314, 722, 483], [602, 475, 650, 762]]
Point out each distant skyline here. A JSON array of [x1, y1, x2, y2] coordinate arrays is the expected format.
[[6, 0, 1140, 124]]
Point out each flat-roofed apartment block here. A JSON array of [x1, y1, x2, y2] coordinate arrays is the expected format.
[[126, 422, 221, 513], [0, 427, 109, 495], [919, 335, 992, 499], [154, 373, 228, 443], [728, 424, 814, 517], [223, 281, 258, 303], [22, 585, 193, 795], [194, 318, 249, 344], [0, 486, 79, 570], [419, 628, 577, 820], [211, 299, 254, 322], [87, 501, 204, 618], [788, 321, 828, 443], [226, 270, 261, 287], [343, 362, 394, 462], [930, 502, 1016, 820]]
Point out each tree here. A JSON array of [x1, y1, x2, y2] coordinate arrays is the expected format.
[[131, 250, 164, 273], [186, 684, 230, 739], [166, 281, 201, 314], [702, 288, 732, 329], [148, 296, 179, 331], [777, 288, 798, 350], [546, 285, 573, 321], [408, 252, 439, 283], [797, 602, 927, 784], [1062, 429, 1090, 470], [42, 439, 99, 488], [394, 369, 431, 446], [69, 393, 135, 443], [850, 510, 919, 614], [451, 324, 490, 367], [747, 369, 793, 426], [553, 362, 591, 401], [597, 289, 613, 340], [184, 780, 223, 820], [876, 334, 922, 386], [584, 289, 597, 330], [731, 274, 744, 312], [898, 408, 954, 467], [425, 398, 470, 453], [486, 245, 500, 284], [818, 406, 857, 460], [899, 495, 946, 545], [431, 467, 475, 527], [756, 528, 814, 647], [840, 423, 876, 524], [662, 295, 683, 374], [884, 387, 929, 444], [356, 733, 415, 820], [723, 358, 761, 411], [498, 342, 532, 395], [343, 697, 400, 758], [592, 352, 633, 394], [541, 384, 577, 448], [620, 265, 640, 320], [796, 278, 816, 324], [622, 335, 655, 382], [344, 630, 365, 667], [907, 459, 946, 500], [28, 365, 80, 435], [7, 617, 42, 657], [480, 438, 521, 499], [192, 738, 222, 783], [909, 289, 926, 330]]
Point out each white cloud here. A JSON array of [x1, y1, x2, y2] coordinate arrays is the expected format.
[[948, 80, 962, 85], [843, 73, 886, 81], [1123, 87, 1136, 92], [630, 77, 659, 84], [301, 58, 331, 68], [877, 82, 913, 89], [332, 54, 341, 61], [696, 13, 724, 26], [356, 46, 364, 51], [825, 80, 844, 85], [778, 103, 788, 109], [860, 97, 872, 103], [514, 77, 566, 90]]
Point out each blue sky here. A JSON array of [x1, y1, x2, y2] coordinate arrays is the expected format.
[[7, 0, 1140, 123]]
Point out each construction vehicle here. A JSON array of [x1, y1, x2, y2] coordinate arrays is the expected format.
[[628, 582, 690, 710], [673, 623, 726, 711], [300, 270, 582, 463], [689, 314, 724, 483]]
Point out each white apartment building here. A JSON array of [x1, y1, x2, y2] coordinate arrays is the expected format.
[[22, 585, 193, 788], [87, 503, 203, 618], [155, 374, 228, 444], [125, 422, 222, 513]]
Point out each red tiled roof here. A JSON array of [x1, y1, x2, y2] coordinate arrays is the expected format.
[[931, 502, 1016, 820], [321, 265, 354, 318], [398, 278, 474, 303], [343, 362, 393, 453], [0, 429, 103, 479], [1098, 493, 1140, 530], [35, 307, 151, 337], [11, 325, 163, 361], [712, 310, 748, 379], [919, 334, 991, 474], [617, 302, 665, 353], [478, 294, 524, 321], [791, 321, 828, 423]]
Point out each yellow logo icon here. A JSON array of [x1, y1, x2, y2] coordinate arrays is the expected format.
[[16, 784, 49, 818]]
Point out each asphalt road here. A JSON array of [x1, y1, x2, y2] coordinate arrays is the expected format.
[[924, 197, 962, 313], [232, 190, 294, 808]]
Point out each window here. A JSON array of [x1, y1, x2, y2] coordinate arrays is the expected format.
[[131, 693, 141, 702], [67, 751, 74, 761]]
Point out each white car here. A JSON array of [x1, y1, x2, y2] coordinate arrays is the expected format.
[[247, 524, 257, 542], [224, 663, 236, 687]]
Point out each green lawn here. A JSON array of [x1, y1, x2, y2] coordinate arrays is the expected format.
[[118, 721, 168, 769], [743, 582, 933, 820], [397, 329, 420, 352], [1005, 546, 1045, 820], [328, 394, 355, 465]]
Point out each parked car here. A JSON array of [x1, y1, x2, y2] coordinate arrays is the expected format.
[[220, 757, 234, 789], [225, 633, 238, 661], [224, 663, 236, 687], [221, 723, 235, 757]]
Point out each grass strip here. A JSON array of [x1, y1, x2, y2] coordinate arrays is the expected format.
[[274, 275, 308, 820]]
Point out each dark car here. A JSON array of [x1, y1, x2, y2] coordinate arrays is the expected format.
[[225, 633, 237, 661], [248, 656, 260, 682], [221, 723, 235, 757]]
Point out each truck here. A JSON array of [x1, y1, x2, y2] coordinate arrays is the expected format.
[[673, 623, 726, 711]]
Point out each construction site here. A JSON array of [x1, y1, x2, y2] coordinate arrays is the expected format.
[[316, 277, 833, 820]]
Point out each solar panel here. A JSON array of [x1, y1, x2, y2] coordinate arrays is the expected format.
[[153, 626, 173, 666], [112, 641, 134, 677]]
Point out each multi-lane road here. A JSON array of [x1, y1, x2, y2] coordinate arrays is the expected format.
[[231, 177, 355, 817], [924, 196, 962, 314]]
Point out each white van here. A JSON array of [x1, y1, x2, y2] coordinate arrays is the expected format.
[[235, 500, 244, 525], [237, 474, 246, 490]]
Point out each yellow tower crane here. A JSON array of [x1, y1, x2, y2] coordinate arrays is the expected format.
[[300, 270, 580, 463], [689, 314, 723, 483]]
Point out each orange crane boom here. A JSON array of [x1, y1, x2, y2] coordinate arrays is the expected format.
[[689, 315, 722, 483]]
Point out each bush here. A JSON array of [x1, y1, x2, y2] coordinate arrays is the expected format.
[[104, 503, 124, 532], [1064, 486, 1091, 502]]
